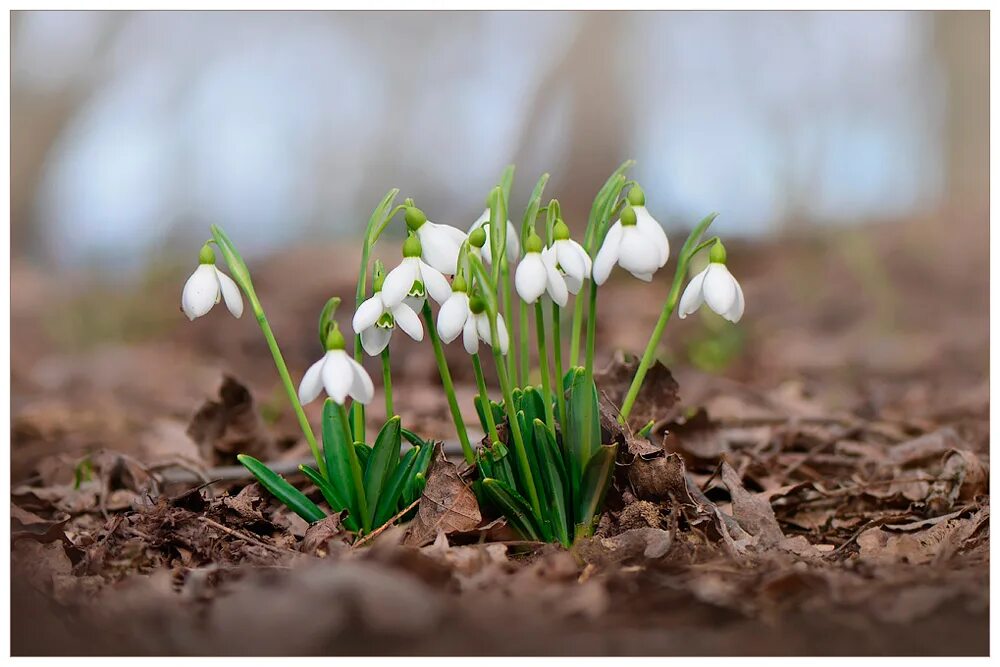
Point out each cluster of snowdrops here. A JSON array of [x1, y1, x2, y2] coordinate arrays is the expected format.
[[180, 162, 744, 546]]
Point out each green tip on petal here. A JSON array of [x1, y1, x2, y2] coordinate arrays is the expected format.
[[620, 206, 638, 227], [324, 323, 347, 351], [553, 219, 571, 241], [710, 240, 727, 264], [372, 259, 387, 291], [468, 294, 486, 314], [452, 274, 468, 293], [198, 243, 216, 265], [627, 184, 646, 207], [469, 227, 487, 248], [404, 206, 427, 230], [524, 230, 543, 254], [403, 233, 422, 258]]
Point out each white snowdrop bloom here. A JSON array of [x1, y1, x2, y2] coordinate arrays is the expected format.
[[298, 328, 375, 405], [461, 296, 510, 356], [548, 219, 592, 294], [380, 234, 452, 309], [352, 290, 423, 356], [406, 206, 466, 276], [436, 277, 471, 344], [515, 232, 567, 307], [592, 207, 663, 285], [181, 245, 244, 320], [469, 208, 519, 265], [678, 243, 745, 323]]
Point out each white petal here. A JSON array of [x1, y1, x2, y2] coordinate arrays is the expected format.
[[298, 356, 327, 404], [592, 222, 623, 285], [515, 253, 547, 303], [494, 313, 510, 355], [618, 226, 662, 277], [542, 249, 569, 307], [436, 293, 469, 343], [352, 293, 385, 332], [703, 264, 738, 317], [215, 268, 244, 318], [404, 294, 426, 314], [564, 272, 584, 295], [418, 221, 465, 275], [631, 272, 654, 282], [418, 261, 452, 304], [504, 221, 520, 263], [361, 326, 392, 356], [181, 264, 221, 320], [391, 303, 423, 341], [380, 258, 419, 307], [346, 355, 375, 404], [677, 266, 709, 319], [462, 315, 479, 355], [554, 239, 588, 283], [724, 275, 745, 323], [321, 350, 354, 404], [468, 208, 490, 233], [475, 312, 493, 346], [634, 206, 669, 267]]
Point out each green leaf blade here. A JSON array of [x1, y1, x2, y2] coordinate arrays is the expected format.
[[237, 454, 325, 523]]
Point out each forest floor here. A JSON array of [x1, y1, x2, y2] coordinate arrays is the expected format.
[[10, 216, 989, 655]]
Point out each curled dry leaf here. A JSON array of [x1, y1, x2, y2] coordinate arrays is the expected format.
[[575, 527, 673, 566], [595, 352, 680, 429], [404, 443, 482, 547], [720, 461, 785, 548], [300, 513, 349, 557], [186, 375, 276, 465]]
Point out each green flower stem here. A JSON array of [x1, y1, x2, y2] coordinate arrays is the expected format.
[[336, 401, 371, 533], [501, 259, 516, 385], [534, 301, 556, 434], [619, 212, 718, 423], [381, 347, 393, 418], [584, 280, 599, 381], [352, 244, 372, 439], [569, 286, 586, 368], [488, 317, 543, 520], [421, 301, 475, 464], [551, 300, 567, 429], [518, 299, 530, 386], [472, 353, 500, 446]]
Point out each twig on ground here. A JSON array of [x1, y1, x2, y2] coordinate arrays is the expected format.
[[351, 499, 421, 549]]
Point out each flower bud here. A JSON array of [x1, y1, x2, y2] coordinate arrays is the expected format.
[[403, 232, 422, 258], [469, 227, 487, 248], [627, 185, 646, 207], [404, 206, 427, 231], [468, 294, 486, 314], [620, 206, 638, 227], [710, 240, 727, 264], [198, 243, 216, 265]]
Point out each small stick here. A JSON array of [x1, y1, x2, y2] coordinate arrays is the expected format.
[[351, 499, 421, 549], [198, 515, 285, 555]]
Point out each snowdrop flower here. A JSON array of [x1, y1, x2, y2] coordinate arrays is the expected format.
[[678, 242, 745, 323], [547, 219, 592, 294], [592, 206, 665, 284], [181, 244, 244, 320], [298, 324, 375, 405], [469, 207, 519, 265], [405, 206, 467, 276], [436, 275, 472, 344], [462, 295, 510, 356], [381, 233, 452, 309], [352, 264, 423, 356], [627, 185, 669, 270], [515, 231, 568, 306]]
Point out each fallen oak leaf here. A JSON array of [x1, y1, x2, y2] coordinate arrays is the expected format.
[[187, 375, 277, 465], [404, 443, 482, 547]]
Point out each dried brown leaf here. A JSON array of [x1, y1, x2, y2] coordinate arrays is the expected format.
[[404, 443, 482, 546]]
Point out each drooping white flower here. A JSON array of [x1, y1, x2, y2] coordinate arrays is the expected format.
[[181, 245, 244, 320], [458, 294, 510, 356], [627, 185, 669, 270], [592, 206, 663, 285], [298, 327, 374, 405], [469, 208, 520, 265], [515, 231, 567, 306], [548, 219, 592, 294], [678, 243, 745, 323], [436, 277, 471, 344], [352, 290, 423, 356], [406, 206, 466, 275], [381, 234, 452, 309]]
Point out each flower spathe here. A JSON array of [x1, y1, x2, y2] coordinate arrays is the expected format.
[[469, 208, 520, 265], [298, 348, 375, 405], [181, 261, 244, 320], [352, 290, 423, 356], [678, 262, 745, 323], [592, 207, 664, 285]]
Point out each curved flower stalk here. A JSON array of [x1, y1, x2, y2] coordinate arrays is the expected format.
[[678, 241, 745, 323], [180, 244, 244, 320], [405, 205, 467, 276], [470, 207, 520, 265]]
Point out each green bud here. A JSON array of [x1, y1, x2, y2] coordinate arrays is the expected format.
[[324, 323, 346, 351], [620, 206, 638, 227], [452, 274, 468, 293], [627, 184, 646, 207], [553, 219, 571, 241], [372, 259, 387, 292], [469, 294, 486, 314], [198, 243, 216, 265], [524, 229, 543, 254], [710, 240, 727, 264], [403, 233, 422, 258], [404, 206, 427, 231], [469, 227, 487, 248]]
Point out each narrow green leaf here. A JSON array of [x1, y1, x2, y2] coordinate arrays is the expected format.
[[499, 164, 515, 210], [373, 444, 419, 527], [482, 478, 541, 541], [363, 416, 402, 523], [355, 442, 373, 471], [516, 410, 551, 541], [403, 442, 435, 505], [520, 172, 550, 244], [237, 454, 325, 523], [468, 253, 498, 317], [299, 464, 359, 532], [322, 399, 357, 517], [566, 367, 602, 503], [533, 419, 570, 546], [400, 428, 426, 449], [576, 443, 618, 534]]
